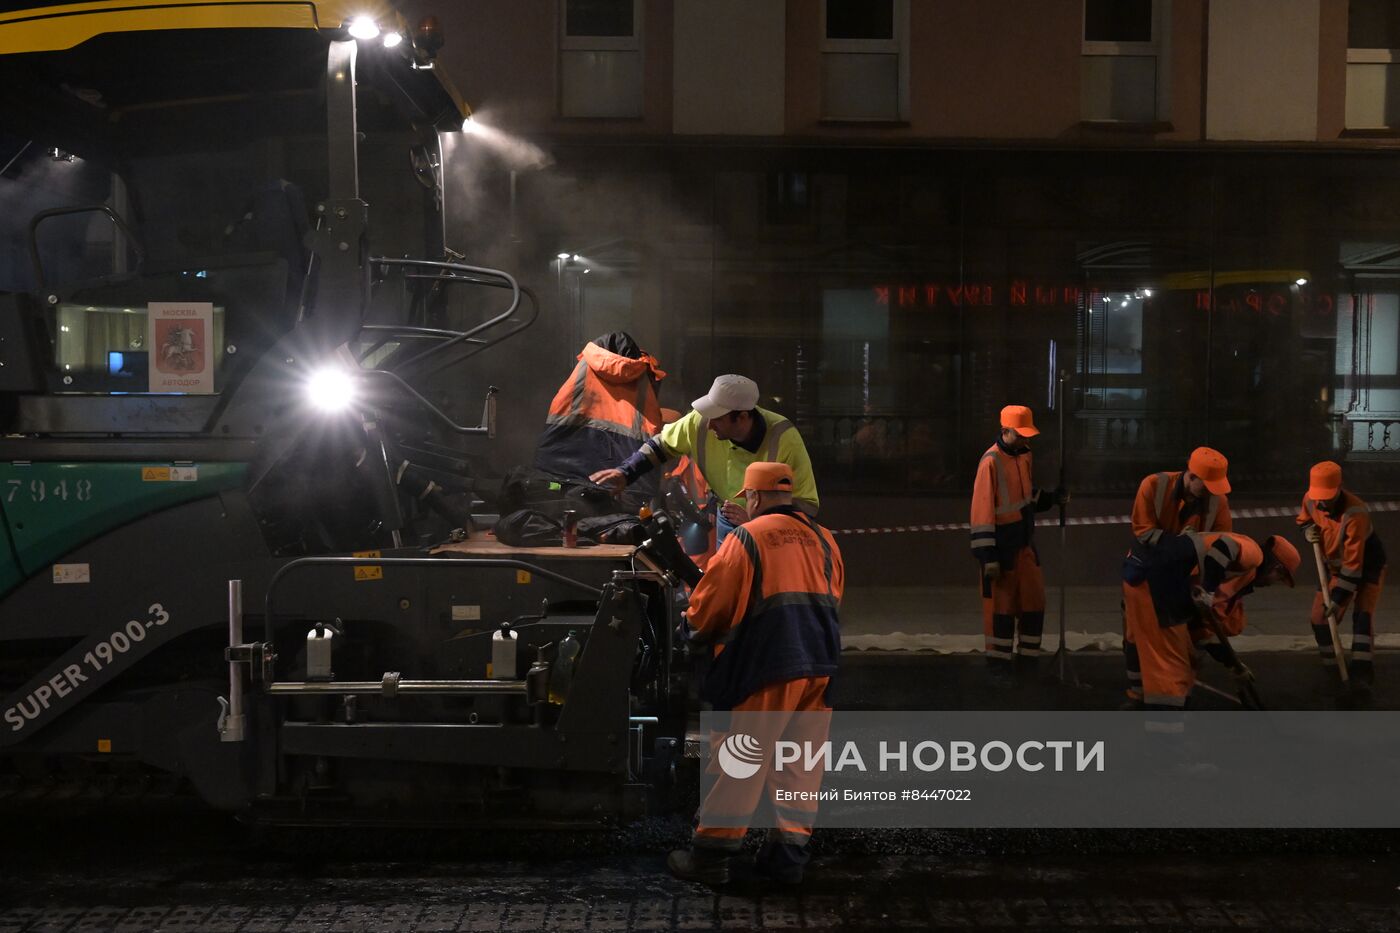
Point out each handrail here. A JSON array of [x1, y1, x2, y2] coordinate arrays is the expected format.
[[263, 555, 606, 644], [370, 257, 520, 371], [27, 204, 145, 290]]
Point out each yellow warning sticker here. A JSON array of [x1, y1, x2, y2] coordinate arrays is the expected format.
[[97, 739, 112, 753], [353, 550, 383, 581], [141, 466, 171, 482], [516, 570, 531, 584]]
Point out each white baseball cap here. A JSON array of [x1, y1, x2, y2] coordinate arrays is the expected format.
[[692, 374, 760, 419]]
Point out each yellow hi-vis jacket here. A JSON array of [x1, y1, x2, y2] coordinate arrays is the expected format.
[[623, 407, 819, 515]]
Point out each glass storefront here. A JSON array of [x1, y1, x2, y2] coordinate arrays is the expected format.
[[457, 145, 1400, 501]]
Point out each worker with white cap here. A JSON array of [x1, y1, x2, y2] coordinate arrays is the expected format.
[[591, 374, 819, 547]]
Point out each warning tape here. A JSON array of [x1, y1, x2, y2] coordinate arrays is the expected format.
[[829, 500, 1400, 537]]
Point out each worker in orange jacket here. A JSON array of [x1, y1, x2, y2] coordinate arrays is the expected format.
[[669, 462, 843, 887], [1296, 461, 1387, 687], [970, 405, 1067, 685], [1122, 448, 1233, 704], [1123, 531, 1298, 710]]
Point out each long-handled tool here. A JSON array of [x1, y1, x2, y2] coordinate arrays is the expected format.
[[1310, 540, 1350, 685], [1050, 370, 1080, 685], [1198, 607, 1265, 710]]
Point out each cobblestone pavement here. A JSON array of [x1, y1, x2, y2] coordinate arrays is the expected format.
[[4, 819, 1400, 932]]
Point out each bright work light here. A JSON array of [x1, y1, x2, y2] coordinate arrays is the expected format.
[[306, 366, 358, 413], [348, 17, 381, 40]]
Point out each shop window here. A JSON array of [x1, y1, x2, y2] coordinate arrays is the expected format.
[[1346, 0, 1400, 129], [1335, 285, 1400, 457], [1081, 0, 1169, 123], [559, 0, 643, 119], [821, 0, 909, 121]]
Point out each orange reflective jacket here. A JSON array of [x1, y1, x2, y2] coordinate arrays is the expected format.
[[534, 341, 665, 490], [1132, 471, 1231, 546], [970, 442, 1042, 565], [685, 505, 843, 709], [1296, 489, 1387, 605]]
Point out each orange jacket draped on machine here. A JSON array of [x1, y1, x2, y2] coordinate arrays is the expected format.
[[533, 336, 665, 504]]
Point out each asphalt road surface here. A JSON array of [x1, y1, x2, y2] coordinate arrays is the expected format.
[[2, 652, 1397, 932]]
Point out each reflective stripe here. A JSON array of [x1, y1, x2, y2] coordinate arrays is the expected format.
[[1127, 671, 1143, 683], [695, 418, 711, 479], [1335, 578, 1358, 593], [791, 512, 837, 595], [1139, 528, 1164, 546], [986, 637, 1015, 647], [632, 376, 647, 438], [564, 359, 588, 417], [764, 419, 793, 460], [544, 412, 651, 440], [732, 527, 764, 621], [1341, 564, 1363, 577], [1353, 634, 1373, 646], [1153, 472, 1171, 520], [752, 591, 840, 616], [1205, 495, 1221, 531], [641, 436, 666, 465], [971, 523, 996, 534], [1145, 694, 1187, 707], [1016, 646, 1042, 656]]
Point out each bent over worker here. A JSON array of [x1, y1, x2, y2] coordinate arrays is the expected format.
[[1122, 447, 1233, 704], [970, 405, 1066, 685], [1123, 531, 1298, 711], [1296, 461, 1387, 687], [591, 375, 819, 548], [668, 461, 843, 887]]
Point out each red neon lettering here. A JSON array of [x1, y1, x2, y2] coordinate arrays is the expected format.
[[1246, 293, 1262, 313], [873, 286, 890, 305], [981, 285, 994, 305], [1195, 291, 1212, 311], [898, 286, 917, 307], [1266, 293, 1286, 316], [1315, 294, 1335, 315], [1035, 285, 1056, 305], [923, 285, 938, 306], [946, 286, 963, 307], [1010, 281, 1028, 305], [1062, 286, 1081, 306]]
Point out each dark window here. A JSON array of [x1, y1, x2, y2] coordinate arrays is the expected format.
[[565, 0, 634, 38], [1084, 0, 1153, 42], [767, 172, 812, 225], [826, 0, 894, 40], [1349, 0, 1400, 49]]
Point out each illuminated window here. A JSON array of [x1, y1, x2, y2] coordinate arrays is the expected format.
[[1081, 0, 1170, 123], [559, 0, 643, 119], [821, 0, 909, 121], [1346, 0, 1400, 129]]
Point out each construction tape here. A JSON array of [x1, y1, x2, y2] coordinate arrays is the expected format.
[[828, 500, 1400, 537]]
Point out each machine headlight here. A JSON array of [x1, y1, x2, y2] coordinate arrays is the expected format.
[[306, 366, 359, 413], [347, 16, 381, 40]]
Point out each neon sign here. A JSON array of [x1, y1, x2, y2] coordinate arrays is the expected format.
[[872, 282, 1336, 315]]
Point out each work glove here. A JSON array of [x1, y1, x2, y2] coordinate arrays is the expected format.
[[983, 561, 1002, 581], [1303, 525, 1322, 544], [1190, 586, 1216, 613]]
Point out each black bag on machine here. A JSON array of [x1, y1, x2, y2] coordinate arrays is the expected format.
[[494, 509, 564, 547], [497, 467, 621, 520]]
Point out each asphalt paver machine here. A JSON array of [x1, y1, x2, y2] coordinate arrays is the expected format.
[[0, 1, 687, 825]]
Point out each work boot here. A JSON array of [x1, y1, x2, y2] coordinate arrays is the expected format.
[[754, 831, 809, 885], [667, 847, 732, 885]]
